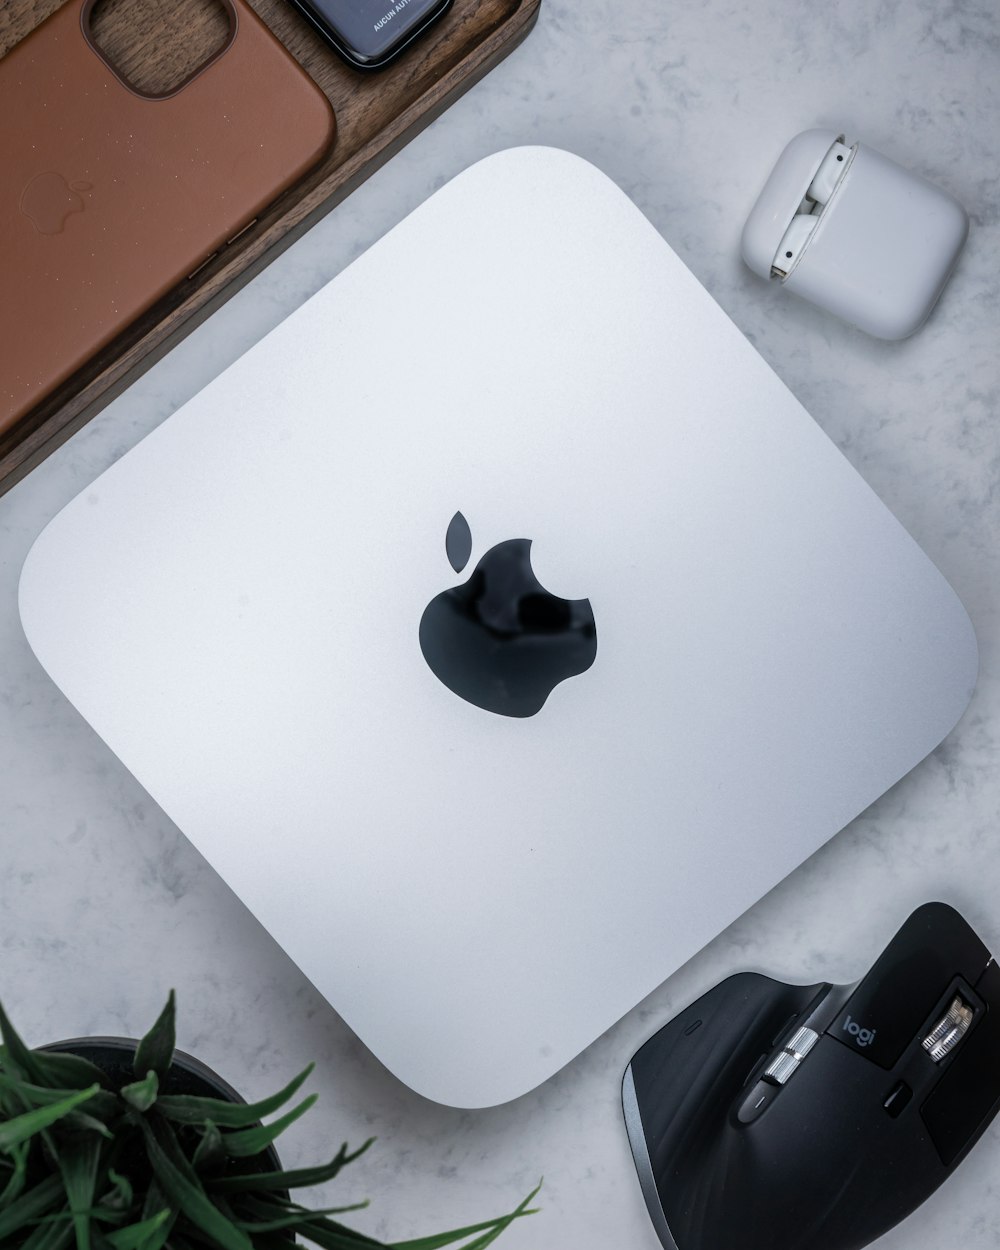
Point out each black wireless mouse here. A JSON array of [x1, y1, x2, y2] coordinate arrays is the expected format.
[[623, 902, 1000, 1250]]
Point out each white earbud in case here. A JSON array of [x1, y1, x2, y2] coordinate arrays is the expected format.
[[742, 129, 968, 340]]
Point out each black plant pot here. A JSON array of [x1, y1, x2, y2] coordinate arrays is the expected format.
[[41, 1036, 271, 1116], [40, 1037, 291, 1242]]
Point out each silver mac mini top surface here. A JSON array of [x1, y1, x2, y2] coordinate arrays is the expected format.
[[19, 148, 978, 1107]]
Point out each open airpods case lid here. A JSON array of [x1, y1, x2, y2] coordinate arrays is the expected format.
[[741, 128, 968, 340]]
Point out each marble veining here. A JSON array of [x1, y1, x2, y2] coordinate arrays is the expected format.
[[1, 1, 999, 1246]]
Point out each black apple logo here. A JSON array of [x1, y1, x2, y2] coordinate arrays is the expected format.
[[20, 172, 92, 236], [419, 512, 598, 718]]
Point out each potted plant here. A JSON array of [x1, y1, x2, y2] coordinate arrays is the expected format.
[[0, 992, 538, 1250]]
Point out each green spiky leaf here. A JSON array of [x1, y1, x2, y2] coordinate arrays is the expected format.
[[132, 993, 175, 1082], [0, 1139, 29, 1207], [0, 1073, 118, 1122], [0, 1084, 101, 1152], [208, 1138, 374, 1193], [18, 1214, 75, 1250], [136, 1115, 251, 1250], [105, 1209, 171, 1250], [157, 1063, 314, 1128], [31, 1051, 112, 1092], [265, 1217, 384, 1249], [192, 1121, 226, 1176], [233, 1199, 370, 1232], [137, 1181, 175, 1250], [99, 1168, 134, 1215], [0, 1173, 66, 1240], [121, 1071, 159, 1114], [221, 1094, 317, 1159], [58, 1136, 102, 1250], [64, 1112, 116, 1141], [0, 1007, 49, 1087], [389, 1182, 542, 1250], [0, 1019, 109, 1092]]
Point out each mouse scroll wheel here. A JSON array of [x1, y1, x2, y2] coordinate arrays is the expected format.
[[922, 995, 975, 1062], [764, 1025, 820, 1085]]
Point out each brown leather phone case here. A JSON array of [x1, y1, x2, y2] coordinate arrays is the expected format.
[[0, 0, 335, 435]]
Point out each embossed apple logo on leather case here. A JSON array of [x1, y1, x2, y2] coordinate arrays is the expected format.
[[19, 172, 92, 235]]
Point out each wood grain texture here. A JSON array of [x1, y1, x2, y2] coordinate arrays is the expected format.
[[88, 0, 232, 97], [0, 0, 540, 496]]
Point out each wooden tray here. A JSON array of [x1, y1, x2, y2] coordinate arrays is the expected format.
[[0, 0, 540, 497]]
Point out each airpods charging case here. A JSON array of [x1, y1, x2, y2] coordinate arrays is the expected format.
[[742, 129, 968, 340]]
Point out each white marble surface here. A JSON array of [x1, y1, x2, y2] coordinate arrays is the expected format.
[[2, 1, 999, 1247]]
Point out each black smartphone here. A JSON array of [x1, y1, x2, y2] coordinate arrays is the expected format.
[[287, 0, 453, 69]]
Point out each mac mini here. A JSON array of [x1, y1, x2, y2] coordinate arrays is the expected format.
[[19, 147, 977, 1108]]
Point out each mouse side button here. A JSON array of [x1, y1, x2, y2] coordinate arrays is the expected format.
[[737, 1079, 781, 1124], [882, 1079, 913, 1118]]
